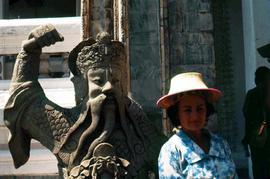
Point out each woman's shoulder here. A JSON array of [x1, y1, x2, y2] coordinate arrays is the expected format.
[[158, 134, 184, 166], [160, 130, 193, 155], [161, 133, 181, 148], [159, 133, 183, 155]]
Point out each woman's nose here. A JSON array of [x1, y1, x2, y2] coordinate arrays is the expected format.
[[190, 111, 199, 120], [102, 81, 113, 94]]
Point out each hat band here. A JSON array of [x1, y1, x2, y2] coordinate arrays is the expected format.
[[170, 90, 211, 106]]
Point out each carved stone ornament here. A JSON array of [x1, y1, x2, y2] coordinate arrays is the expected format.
[[4, 24, 166, 178]]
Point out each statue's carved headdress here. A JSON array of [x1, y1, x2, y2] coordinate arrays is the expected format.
[[68, 32, 128, 104], [68, 32, 126, 76]]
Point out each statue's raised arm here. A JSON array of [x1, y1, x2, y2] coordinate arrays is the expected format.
[[10, 24, 64, 91], [4, 24, 73, 170]]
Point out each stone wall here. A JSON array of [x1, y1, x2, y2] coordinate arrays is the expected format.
[[168, 0, 215, 85], [129, 0, 163, 129]]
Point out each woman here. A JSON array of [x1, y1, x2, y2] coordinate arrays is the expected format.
[[157, 72, 237, 178]]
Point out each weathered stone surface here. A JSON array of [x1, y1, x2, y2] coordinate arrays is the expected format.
[[129, 0, 162, 117], [129, 12, 159, 32], [168, 0, 214, 75]]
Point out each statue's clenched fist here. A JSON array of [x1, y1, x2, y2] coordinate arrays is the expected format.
[[22, 24, 64, 52]]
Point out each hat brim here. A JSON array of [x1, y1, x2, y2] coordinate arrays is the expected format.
[[156, 88, 222, 109]]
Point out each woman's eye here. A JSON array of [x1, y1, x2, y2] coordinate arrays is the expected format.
[[197, 107, 205, 112], [184, 108, 192, 113]]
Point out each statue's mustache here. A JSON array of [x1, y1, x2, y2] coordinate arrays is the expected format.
[[104, 95, 116, 102], [102, 92, 123, 107]]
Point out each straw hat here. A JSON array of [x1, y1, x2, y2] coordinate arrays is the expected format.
[[157, 72, 222, 109]]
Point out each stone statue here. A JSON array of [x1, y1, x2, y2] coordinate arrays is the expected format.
[[4, 24, 166, 178]]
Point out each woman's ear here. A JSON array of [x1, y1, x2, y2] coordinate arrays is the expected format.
[[167, 103, 180, 127]]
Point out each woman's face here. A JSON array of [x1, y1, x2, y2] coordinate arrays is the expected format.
[[178, 94, 207, 132]]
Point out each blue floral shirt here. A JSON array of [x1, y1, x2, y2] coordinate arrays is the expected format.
[[158, 130, 237, 179]]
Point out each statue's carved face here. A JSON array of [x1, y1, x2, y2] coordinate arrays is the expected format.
[[87, 66, 123, 100]]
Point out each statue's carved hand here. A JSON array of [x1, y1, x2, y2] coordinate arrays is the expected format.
[[22, 24, 64, 52]]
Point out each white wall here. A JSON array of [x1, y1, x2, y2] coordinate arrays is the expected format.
[[243, 0, 270, 91], [242, 0, 257, 90], [253, 0, 270, 68]]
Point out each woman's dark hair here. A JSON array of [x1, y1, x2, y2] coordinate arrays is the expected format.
[[167, 101, 215, 127]]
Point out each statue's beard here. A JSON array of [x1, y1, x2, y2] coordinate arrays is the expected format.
[[70, 92, 126, 165], [96, 94, 142, 160], [83, 93, 127, 158]]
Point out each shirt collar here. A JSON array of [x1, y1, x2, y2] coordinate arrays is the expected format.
[[175, 129, 226, 164]]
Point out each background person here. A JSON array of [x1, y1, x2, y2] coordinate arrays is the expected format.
[[242, 66, 270, 179]]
